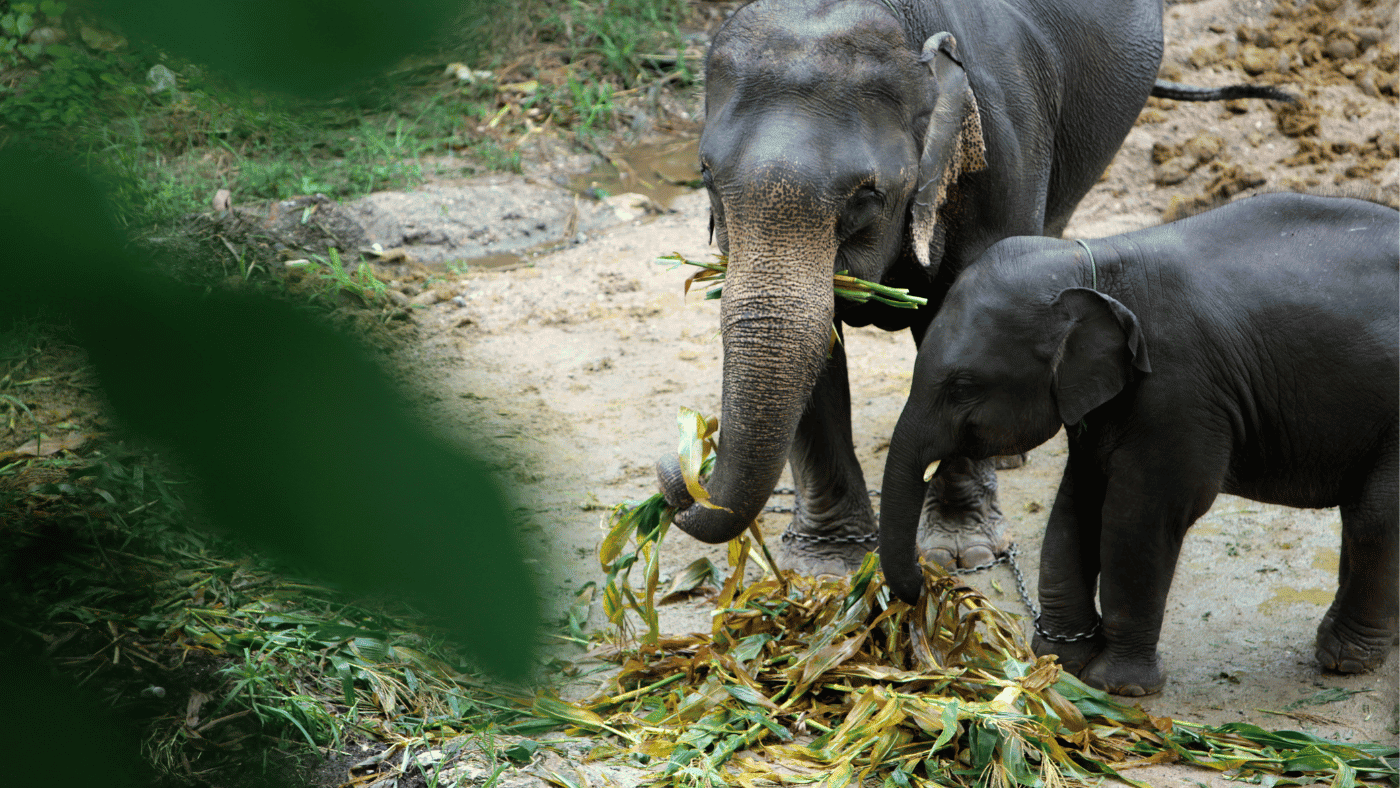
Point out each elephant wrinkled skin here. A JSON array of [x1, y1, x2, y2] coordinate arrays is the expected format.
[[878, 193, 1400, 695], [656, 0, 1168, 574]]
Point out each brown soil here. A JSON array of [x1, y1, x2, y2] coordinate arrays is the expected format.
[[389, 0, 1397, 784]]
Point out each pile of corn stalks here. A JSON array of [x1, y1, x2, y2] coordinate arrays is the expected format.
[[574, 409, 1398, 788]]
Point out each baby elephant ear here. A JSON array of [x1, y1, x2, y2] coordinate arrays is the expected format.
[[1051, 287, 1152, 426], [911, 32, 987, 276]]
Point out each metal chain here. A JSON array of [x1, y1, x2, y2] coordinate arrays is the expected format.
[[779, 527, 878, 545]]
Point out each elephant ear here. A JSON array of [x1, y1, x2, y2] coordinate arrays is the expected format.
[[911, 32, 987, 275], [1050, 287, 1151, 426]]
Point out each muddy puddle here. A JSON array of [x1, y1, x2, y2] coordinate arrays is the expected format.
[[571, 137, 702, 208]]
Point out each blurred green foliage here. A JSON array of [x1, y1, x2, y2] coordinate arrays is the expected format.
[[0, 0, 696, 228], [0, 1, 549, 785]]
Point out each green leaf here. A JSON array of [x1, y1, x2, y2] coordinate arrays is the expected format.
[[504, 739, 540, 763]]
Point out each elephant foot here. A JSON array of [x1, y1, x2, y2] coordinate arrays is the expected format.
[[915, 456, 1010, 570], [1032, 620, 1105, 674], [776, 526, 877, 577], [994, 453, 1029, 470], [1315, 607, 1397, 674], [1079, 650, 1166, 697]]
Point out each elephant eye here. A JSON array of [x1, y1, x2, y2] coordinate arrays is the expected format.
[[945, 377, 981, 404], [837, 187, 884, 238]]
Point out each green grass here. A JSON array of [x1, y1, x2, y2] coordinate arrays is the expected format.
[[0, 439, 557, 783], [1, 0, 696, 231]]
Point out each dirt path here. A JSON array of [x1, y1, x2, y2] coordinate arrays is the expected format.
[[359, 0, 1397, 783]]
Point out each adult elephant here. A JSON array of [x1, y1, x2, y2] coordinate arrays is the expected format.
[[655, 0, 1272, 575]]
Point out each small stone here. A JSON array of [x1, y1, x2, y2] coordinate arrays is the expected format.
[[1154, 158, 1194, 186], [1354, 27, 1384, 51], [1325, 38, 1358, 61], [1357, 70, 1380, 97], [1374, 130, 1400, 159], [1183, 132, 1225, 164], [1240, 45, 1274, 75], [1151, 141, 1180, 165]]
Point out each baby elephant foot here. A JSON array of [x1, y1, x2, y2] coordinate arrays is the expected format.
[[1315, 609, 1397, 673], [1079, 651, 1166, 697], [916, 457, 1010, 570]]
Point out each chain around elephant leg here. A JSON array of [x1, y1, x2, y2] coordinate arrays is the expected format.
[[773, 486, 878, 578], [916, 456, 1011, 570]]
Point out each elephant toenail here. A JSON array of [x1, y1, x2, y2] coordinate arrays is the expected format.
[[926, 548, 957, 569], [959, 545, 995, 569]]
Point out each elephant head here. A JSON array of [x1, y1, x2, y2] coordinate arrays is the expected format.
[[655, 0, 987, 545], [879, 251, 1151, 603]]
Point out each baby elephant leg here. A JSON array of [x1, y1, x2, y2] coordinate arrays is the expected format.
[[1316, 437, 1399, 673]]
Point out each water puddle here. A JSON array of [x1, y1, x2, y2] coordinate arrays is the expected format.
[[571, 137, 701, 208]]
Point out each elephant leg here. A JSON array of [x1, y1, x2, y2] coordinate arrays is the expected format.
[[1316, 431, 1399, 673], [916, 456, 1011, 569], [777, 333, 878, 576], [1032, 460, 1106, 674], [1079, 453, 1218, 697]]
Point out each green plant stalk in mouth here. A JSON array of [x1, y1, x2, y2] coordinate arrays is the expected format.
[[660, 252, 930, 310]]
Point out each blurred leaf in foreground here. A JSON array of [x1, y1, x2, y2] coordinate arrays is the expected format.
[[92, 0, 471, 96], [0, 146, 540, 675]]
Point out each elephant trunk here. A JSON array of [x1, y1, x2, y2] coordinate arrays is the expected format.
[[657, 234, 837, 544], [878, 409, 937, 604]]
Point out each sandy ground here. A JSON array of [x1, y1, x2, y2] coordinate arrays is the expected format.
[[319, 0, 1400, 783]]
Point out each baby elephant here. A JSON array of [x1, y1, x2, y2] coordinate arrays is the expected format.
[[878, 193, 1398, 695]]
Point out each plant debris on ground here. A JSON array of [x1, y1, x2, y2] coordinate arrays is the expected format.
[[0, 440, 559, 785], [576, 409, 1400, 788]]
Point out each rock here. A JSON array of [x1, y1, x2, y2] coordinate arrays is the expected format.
[[603, 192, 665, 221], [1150, 142, 1180, 166], [1354, 27, 1384, 51], [411, 289, 443, 307], [1154, 158, 1194, 186], [1357, 69, 1380, 98], [1374, 130, 1400, 159], [1240, 45, 1275, 76], [1325, 37, 1358, 61], [1183, 133, 1225, 164]]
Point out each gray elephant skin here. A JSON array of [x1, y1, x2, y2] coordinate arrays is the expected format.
[[877, 192, 1399, 696], [655, 0, 1183, 575]]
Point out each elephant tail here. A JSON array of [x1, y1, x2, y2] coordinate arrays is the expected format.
[[1150, 79, 1295, 103]]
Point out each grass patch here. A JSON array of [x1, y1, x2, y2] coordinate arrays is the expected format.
[[0, 441, 557, 785], [2, 0, 699, 233]]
